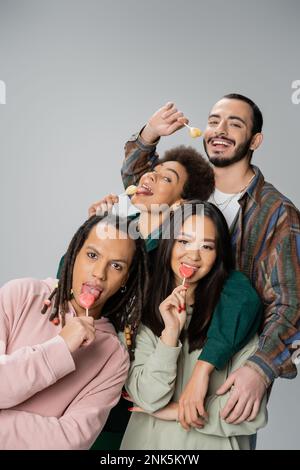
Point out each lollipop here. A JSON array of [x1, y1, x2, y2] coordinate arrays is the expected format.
[[177, 264, 196, 314], [95, 185, 138, 216], [183, 122, 202, 138], [125, 185, 138, 196], [179, 264, 196, 286], [79, 292, 96, 316]]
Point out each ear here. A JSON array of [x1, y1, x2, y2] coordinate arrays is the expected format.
[[250, 133, 263, 151]]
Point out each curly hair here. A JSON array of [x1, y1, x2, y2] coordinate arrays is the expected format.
[[159, 146, 214, 201]]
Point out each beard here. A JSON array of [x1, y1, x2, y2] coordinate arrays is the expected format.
[[203, 136, 253, 168]]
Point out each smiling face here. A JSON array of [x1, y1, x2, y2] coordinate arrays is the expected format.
[[131, 161, 188, 211], [71, 224, 135, 317], [171, 215, 217, 288], [203, 98, 260, 168]]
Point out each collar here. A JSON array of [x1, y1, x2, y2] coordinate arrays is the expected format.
[[239, 165, 265, 206]]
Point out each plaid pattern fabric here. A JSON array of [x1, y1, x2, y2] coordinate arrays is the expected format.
[[122, 133, 300, 385]]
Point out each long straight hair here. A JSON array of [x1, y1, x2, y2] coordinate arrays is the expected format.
[[142, 200, 234, 352]]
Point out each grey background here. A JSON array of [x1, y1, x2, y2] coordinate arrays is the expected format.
[[0, 0, 299, 450]]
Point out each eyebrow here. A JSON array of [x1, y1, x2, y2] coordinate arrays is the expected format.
[[179, 233, 216, 242], [86, 245, 128, 264], [208, 113, 247, 126], [155, 164, 180, 182]]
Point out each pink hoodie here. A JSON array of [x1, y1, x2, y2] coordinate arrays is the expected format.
[[0, 277, 129, 450]]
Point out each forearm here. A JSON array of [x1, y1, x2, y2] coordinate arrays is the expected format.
[[125, 338, 181, 413], [0, 405, 107, 450], [0, 357, 129, 450], [121, 130, 160, 189], [246, 305, 300, 385], [0, 336, 75, 408], [249, 226, 300, 383], [198, 272, 263, 370]]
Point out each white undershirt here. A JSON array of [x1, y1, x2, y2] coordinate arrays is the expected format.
[[209, 188, 241, 228]]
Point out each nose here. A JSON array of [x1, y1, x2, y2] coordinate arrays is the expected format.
[[143, 171, 156, 183], [185, 244, 201, 261], [92, 260, 107, 281], [214, 119, 228, 136]]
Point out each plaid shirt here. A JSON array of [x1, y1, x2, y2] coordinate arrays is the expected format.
[[121, 132, 300, 386]]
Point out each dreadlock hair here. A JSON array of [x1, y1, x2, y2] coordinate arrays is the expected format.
[[41, 214, 149, 358], [142, 200, 234, 352]]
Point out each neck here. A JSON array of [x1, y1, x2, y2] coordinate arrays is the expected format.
[[138, 210, 164, 238], [213, 159, 254, 194]]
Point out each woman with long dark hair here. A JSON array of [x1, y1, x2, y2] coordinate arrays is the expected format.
[[121, 201, 267, 450]]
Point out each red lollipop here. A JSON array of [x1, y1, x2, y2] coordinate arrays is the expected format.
[[177, 264, 195, 314], [179, 264, 195, 279], [79, 292, 96, 315]]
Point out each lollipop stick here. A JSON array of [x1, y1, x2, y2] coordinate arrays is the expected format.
[[86, 308, 89, 317], [183, 122, 191, 129], [178, 277, 187, 313]]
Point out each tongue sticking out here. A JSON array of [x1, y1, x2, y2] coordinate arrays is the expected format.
[[79, 292, 96, 310], [179, 265, 195, 279], [81, 284, 101, 299]]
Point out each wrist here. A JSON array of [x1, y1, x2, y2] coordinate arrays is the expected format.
[[160, 328, 179, 347], [196, 360, 215, 376], [141, 123, 160, 144], [244, 361, 271, 389]]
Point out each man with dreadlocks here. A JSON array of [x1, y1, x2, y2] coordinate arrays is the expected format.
[[0, 214, 148, 450]]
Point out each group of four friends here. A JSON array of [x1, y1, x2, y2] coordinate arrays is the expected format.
[[0, 93, 299, 450]]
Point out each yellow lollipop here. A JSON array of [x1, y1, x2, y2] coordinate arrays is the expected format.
[[183, 122, 202, 138], [125, 185, 138, 196]]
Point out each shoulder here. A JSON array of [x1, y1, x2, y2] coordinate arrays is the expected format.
[[0, 277, 56, 302], [0, 278, 57, 326], [133, 322, 158, 348], [222, 271, 261, 306], [223, 270, 254, 291], [261, 181, 300, 225]]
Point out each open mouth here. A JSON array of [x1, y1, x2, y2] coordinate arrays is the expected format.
[[180, 262, 199, 275], [209, 137, 235, 150], [81, 283, 103, 300], [136, 183, 154, 196]]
